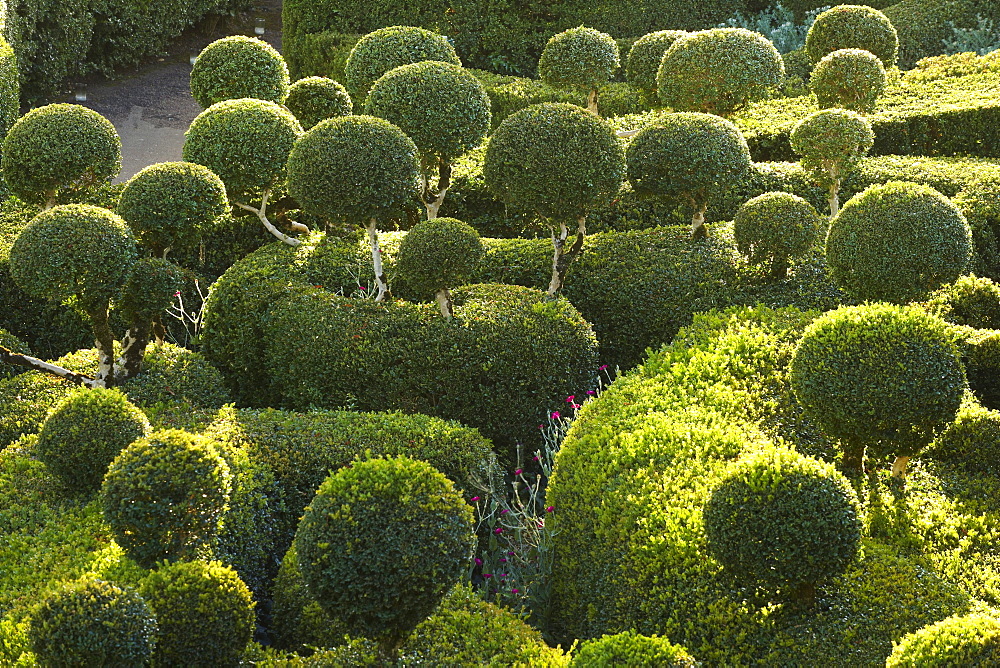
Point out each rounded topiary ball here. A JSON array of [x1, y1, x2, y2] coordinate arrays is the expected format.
[[927, 274, 1000, 330], [790, 303, 966, 465], [810, 48, 886, 113], [28, 578, 156, 668], [396, 218, 484, 299], [294, 456, 474, 652], [345, 26, 460, 100], [118, 161, 228, 254], [120, 257, 185, 322], [1, 103, 121, 205], [927, 401, 1000, 474], [36, 387, 150, 494], [887, 613, 1000, 667], [538, 26, 620, 92], [141, 560, 254, 668], [182, 98, 302, 202], [101, 429, 232, 568], [657, 28, 784, 117], [285, 76, 353, 130], [734, 191, 820, 277], [806, 4, 899, 66], [191, 35, 290, 109], [626, 30, 687, 97], [571, 630, 697, 667], [826, 181, 972, 303]]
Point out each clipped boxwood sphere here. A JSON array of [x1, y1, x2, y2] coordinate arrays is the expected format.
[[120, 257, 185, 322], [790, 304, 966, 462], [926, 400, 1000, 475], [810, 48, 886, 113], [395, 218, 484, 298], [806, 4, 899, 66], [927, 274, 1000, 330], [182, 98, 302, 202], [1, 103, 121, 205], [101, 429, 232, 568], [141, 560, 254, 668], [571, 630, 697, 667], [36, 387, 150, 494], [790, 108, 873, 192], [286, 114, 420, 224], [704, 448, 861, 597], [887, 613, 1000, 667], [734, 191, 820, 276], [365, 61, 491, 166], [294, 456, 474, 650], [657, 28, 784, 117], [9, 204, 138, 308], [626, 30, 688, 96], [826, 181, 972, 303], [285, 76, 353, 130], [538, 26, 620, 92], [483, 102, 624, 221], [191, 35, 289, 109], [345, 26, 460, 100], [28, 578, 156, 668]]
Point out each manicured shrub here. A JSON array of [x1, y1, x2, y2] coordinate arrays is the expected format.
[[810, 48, 886, 114], [790, 303, 966, 474], [28, 578, 156, 668], [0, 35, 19, 144], [625, 30, 687, 98], [1, 104, 121, 206], [284, 76, 353, 130], [538, 26, 619, 114], [571, 631, 696, 667], [884, 0, 999, 69], [886, 613, 1000, 667], [954, 176, 1000, 281], [733, 191, 819, 278], [926, 274, 1000, 330], [656, 28, 784, 117], [101, 429, 232, 568], [344, 26, 460, 100], [0, 327, 29, 381], [966, 330, 1000, 410], [826, 181, 972, 304], [190, 35, 290, 109], [926, 398, 1000, 475], [395, 217, 484, 317], [805, 4, 899, 66], [119, 257, 184, 325], [140, 560, 254, 668]]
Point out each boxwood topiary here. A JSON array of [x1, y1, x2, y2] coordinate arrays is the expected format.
[[886, 613, 1000, 667], [809, 48, 886, 114], [571, 630, 697, 667], [28, 578, 156, 668], [656, 28, 784, 118], [625, 30, 687, 99], [925, 398, 1000, 475], [344, 26, 461, 101], [826, 181, 972, 304], [926, 274, 1000, 330], [190, 35, 290, 109], [284, 76, 353, 130], [119, 257, 185, 325], [0, 35, 19, 146], [538, 26, 619, 114], [394, 217, 484, 317], [954, 176, 1000, 281], [805, 4, 899, 66], [733, 191, 819, 279], [0, 327, 29, 380]]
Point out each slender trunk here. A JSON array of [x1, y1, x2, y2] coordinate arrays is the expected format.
[[841, 443, 865, 474], [422, 159, 452, 220], [43, 190, 56, 210], [547, 215, 587, 296], [587, 88, 599, 116], [235, 190, 304, 247], [151, 314, 166, 344], [367, 219, 390, 302], [0, 345, 101, 388], [891, 455, 911, 478], [86, 302, 116, 388], [115, 319, 151, 383], [435, 288, 453, 320], [771, 256, 788, 280], [691, 201, 709, 240], [828, 182, 840, 220], [793, 581, 817, 606]]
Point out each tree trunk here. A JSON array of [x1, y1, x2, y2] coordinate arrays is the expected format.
[[841, 443, 865, 474], [435, 288, 453, 320], [793, 581, 816, 606], [86, 302, 116, 388], [587, 88, 599, 116], [115, 319, 152, 383], [422, 159, 452, 220], [691, 202, 709, 240], [828, 182, 840, 220], [547, 216, 587, 296], [367, 219, 390, 302], [235, 190, 304, 247], [771, 256, 788, 280], [151, 314, 166, 344], [0, 345, 101, 388], [891, 455, 911, 478]]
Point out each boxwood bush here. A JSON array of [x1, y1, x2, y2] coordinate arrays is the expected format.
[[190, 36, 290, 109], [805, 4, 899, 66], [538, 26, 619, 112], [284, 76, 353, 130], [344, 25, 461, 100], [955, 176, 1000, 281], [571, 631, 696, 667], [925, 397, 1000, 475], [809, 48, 886, 114], [0, 327, 29, 381], [886, 613, 1000, 667], [926, 274, 1000, 330], [733, 191, 819, 279], [625, 30, 687, 98]]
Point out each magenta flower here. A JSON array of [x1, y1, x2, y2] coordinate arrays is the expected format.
[[500, 509, 509, 515], [474, 558, 482, 565], [566, 395, 575, 403], [494, 527, 503, 534], [483, 573, 493, 579], [546, 506, 555, 512], [500, 558, 507, 563], [514, 468, 522, 476], [470, 496, 480, 502], [359, 286, 367, 291], [538, 424, 544, 429], [551, 411, 561, 420], [511, 588, 520, 594], [173, 290, 181, 297], [599, 364, 608, 371], [532, 455, 540, 462], [508, 551, 515, 556], [586, 390, 595, 395]]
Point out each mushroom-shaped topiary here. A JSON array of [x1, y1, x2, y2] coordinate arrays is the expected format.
[[395, 217, 484, 319], [886, 613, 1000, 667], [625, 30, 688, 100], [626, 112, 751, 240], [190, 35, 290, 109], [704, 447, 862, 602], [365, 60, 491, 219], [826, 181, 972, 304], [101, 429, 232, 568], [294, 456, 475, 662], [790, 303, 966, 475], [810, 48, 886, 114], [806, 4, 899, 66], [734, 191, 820, 279], [36, 387, 150, 494], [571, 630, 698, 667], [1, 103, 121, 208], [656, 28, 784, 117], [285, 76, 353, 130], [484, 102, 624, 294], [345, 26, 461, 101], [28, 578, 156, 668], [286, 115, 420, 301], [140, 560, 255, 668], [790, 108, 874, 218], [538, 26, 620, 115]]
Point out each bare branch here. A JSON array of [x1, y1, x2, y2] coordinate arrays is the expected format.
[[236, 190, 302, 247], [0, 344, 102, 388]]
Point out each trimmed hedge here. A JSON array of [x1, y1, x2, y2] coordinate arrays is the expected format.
[[284, 76, 353, 130], [0, 34, 18, 145], [0, 326, 29, 381], [538, 26, 620, 94], [733, 191, 819, 278], [926, 275, 1000, 330], [887, 613, 1000, 667], [925, 397, 1000, 475], [810, 48, 886, 113], [625, 30, 687, 97], [190, 36, 290, 109], [571, 631, 696, 667], [884, 0, 1000, 69], [955, 176, 1000, 281], [395, 217, 484, 300]]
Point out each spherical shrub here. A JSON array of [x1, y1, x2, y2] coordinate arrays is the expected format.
[[395, 218, 484, 299], [140, 560, 254, 668], [28, 578, 156, 668], [182, 98, 302, 202], [101, 429, 232, 568], [345, 26, 461, 100], [538, 26, 620, 92], [657, 28, 784, 117], [806, 4, 899, 66], [484, 102, 624, 221], [1, 103, 121, 205], [626, 30, 687, 96], [734, 191, 820, 277], [927, 274, 1000, 330], [118, 161, 228, 254], [790, 108, 874, 194], [119, 257, 185, 323], [926, 399, 1000, 475], [826, 181, 972, 303], [294, 456, 474, 653], [285, 76, 353, 130], [886, 613, 1000, 667], [190, 36, 289, 109], [704, 447, 862, 598], [0, 327, 30, 381], [954, 176, 1000, 280], [967, 331, 1000, 411], [36, 387, 150, 494], [810, 48, 886, 113], [571, 630, 697, 667], [365, 61, 491, 167], [790, 304, 966, 467]]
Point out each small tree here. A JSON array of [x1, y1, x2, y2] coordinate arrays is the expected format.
[[285, 76, 353, 130], [810, 48, 886, 113], [190, 35, 290, 109], [625, 30, 688, 102], [395, 218, 485, 319], [806, 4, 899, 67], [483, 102, 624, 295], [538, 26, 620, 115], [344, 25, 461, 101], [734, 191, 820, 279]]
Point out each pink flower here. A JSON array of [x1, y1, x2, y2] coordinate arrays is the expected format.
[[483, 573, 493, 579], [538, 424, 544, 429], [500, 557, 507, 563], [508, 551, 515, 556], [532, 455, 540, 462], [551, 411, 561, 420], [572, 403, 581, 409], [599, 364, 608, 371], [470, 496, 480, 502], [546, 506, 555, 513], [494, 527, 503, 534], [474, 558, 482, 565], [514, 468, 522, 476], [566, 395, 575, 403], [359, 286, 367, 291], [500, 509, 509, 515], [512, 588, 520, 594], [586, 390, 595, 395], [173, 291, 181, 297]]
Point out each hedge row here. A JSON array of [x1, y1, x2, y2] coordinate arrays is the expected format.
[[884, 0, 1000, 69]]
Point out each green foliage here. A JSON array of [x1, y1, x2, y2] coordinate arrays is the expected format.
[[884, 0, 1000, 69], [538, 26, 620, 92], [810, 48, 886, 114], [625, 30, 687, 96], [656, 28, 784, 117], [887, 613, 1000, 667], [0, 35, 18, 144], [285, 76, 353, 130], [344, 26, 460, 100], [190, 36, 290, 109], [790, 108, 874, 191], [965, 330, 1000, 410], [0, 327, 29, 381], [395, 217, 484, 299], [283, 30, 361, 82], [571, 631, 697, 667], [954, 176, 1000, 281], [904, 50, 1000, 84], [925, 397, 1000, 475], [733, 191, 819, 275], [119, 257, 185, 323], [926, 274, 1000, 330], [806, 4, 899, 66]]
